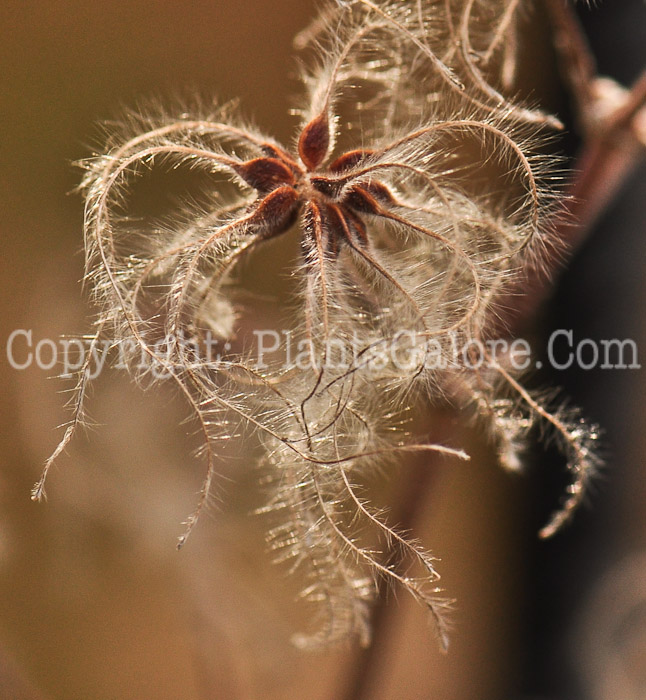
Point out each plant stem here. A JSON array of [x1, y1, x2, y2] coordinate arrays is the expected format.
[[498, 69, 646, 335]]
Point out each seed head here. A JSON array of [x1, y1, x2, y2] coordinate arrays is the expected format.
[[36, 0, 599, 650]]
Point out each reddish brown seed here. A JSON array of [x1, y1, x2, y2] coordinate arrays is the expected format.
[[260, 144, 303, 174], [341, 207, 369, 246], [298, 113, 330, 171], [252, 185, 299, 236], [320, 204, 345, 258], [329, 149, 374, 173], [310, 176, 342, 199], [324, 203, 368, 250], [364, 181, 396, 205], [345, 182, 396, 214], [234, 157, 295, 193]]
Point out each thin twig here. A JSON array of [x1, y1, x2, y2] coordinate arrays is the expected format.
[[497, 69, 646, 335], [544, 0, 597, 131]]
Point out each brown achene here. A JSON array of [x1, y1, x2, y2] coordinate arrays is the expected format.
[[232, 114, 403, 261]]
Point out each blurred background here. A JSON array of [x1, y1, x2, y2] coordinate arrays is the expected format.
[[1, 1, 644, 699]]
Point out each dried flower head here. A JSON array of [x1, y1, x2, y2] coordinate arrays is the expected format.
[[36, 0, 599, 650]]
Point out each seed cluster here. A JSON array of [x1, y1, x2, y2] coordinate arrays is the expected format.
[[35, 0, 599, 649]]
